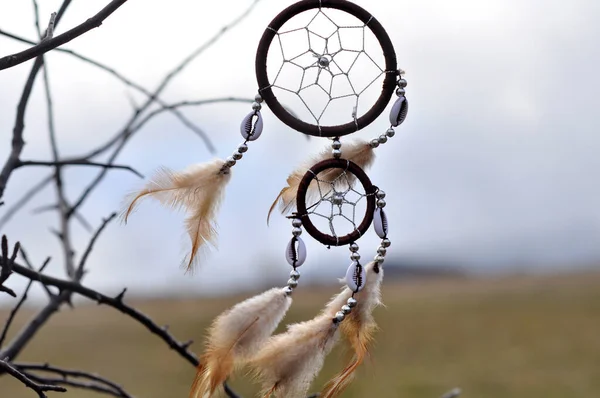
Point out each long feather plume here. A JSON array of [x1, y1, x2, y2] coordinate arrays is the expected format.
[[320, 261, 385, 398], [121, 158, 231, 272], [250, 285, 354, 398], [267, 139, 375, 224], [190, 287, 293, 398]]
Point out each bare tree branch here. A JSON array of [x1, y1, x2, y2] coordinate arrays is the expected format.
[[75, 213, 117, 280], [0, 260, 200, 366], [0, 29, 215, 149], [0, 359, 67, 397], [19, 247, 55, 299], [0, 0, 129, 71], [0, 236, 20, 297], [15, 363, 133, 398], [0, 0, 73, 202], [15, 160, 143, 178]]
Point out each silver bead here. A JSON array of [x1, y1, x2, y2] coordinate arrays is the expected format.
[[334, 311, 345, 322], [332, 149, 342, 158], [292, 227, 302, 237], [283, 286, 293, 295], [225, 157, 236, 167], [378, 135, 388, 144], [341, 305, 352, 314], [332, 192, 343, 205], [347, 297, 357, 307], [374, 254, 385, 264], [397, 78, 407, 88], [332, 140, 342, 150], [238, 143, 248, 153], [349, 242, 359, 252], [232, 152, 243, 160], [381, 238, 391, 248], [377, 246, 387, 256], [377, 199, 386, 208], [350, 252, 361, 261], [254, 93, 263, 103], [386, 128, 396, 137], [292, 218, 302, 228], [376, 190, 386, 199], [252, 101, 262, 111], [287, 278, 298, 288], [370, 139, 380, 148], [396, 87, 406, 96], [290, 269, 300, 280]]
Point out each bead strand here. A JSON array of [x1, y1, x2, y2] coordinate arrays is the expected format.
[[220, 93, 264, 174]]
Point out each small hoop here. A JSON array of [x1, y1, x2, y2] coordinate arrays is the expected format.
[[296, 158, 376, 246], [255, 0, 398, 137]]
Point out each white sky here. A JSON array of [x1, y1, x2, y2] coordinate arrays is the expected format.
[[1, 0, 599, 303]]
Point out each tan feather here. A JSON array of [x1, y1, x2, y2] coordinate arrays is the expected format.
[[267, 139, 375, 224], [121, 159, 231, 272], [320, 261, 385, 398], [250, 286, 353, 398], [190, 287, 292, 398]]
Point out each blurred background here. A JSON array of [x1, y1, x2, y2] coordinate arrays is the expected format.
[[0, 0, 599, 397]]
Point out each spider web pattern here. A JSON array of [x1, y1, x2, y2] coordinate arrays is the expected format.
[[305, 168, 369, 242], [266, 7, 385, 127]]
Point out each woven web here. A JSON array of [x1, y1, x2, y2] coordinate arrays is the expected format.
[[265, 7, 386, 127], [306, 168, 368, 241]]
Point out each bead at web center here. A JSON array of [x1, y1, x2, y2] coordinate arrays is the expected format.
[[318, 55, 331, 68]]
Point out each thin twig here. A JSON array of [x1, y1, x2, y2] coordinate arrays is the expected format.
[[0, 0, 129, 70], [0, 235, 20, 297], [16, 160, 143, 178], [0, 176, 52, 229], [0, 258, 51, 348], [19, 248, 55, 299], [15, 363, 132, 398], [75, 213, 117, 280], [0, 359, 67, 397]]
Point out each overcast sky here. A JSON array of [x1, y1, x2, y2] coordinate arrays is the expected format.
[[1, 0, 599, 303]]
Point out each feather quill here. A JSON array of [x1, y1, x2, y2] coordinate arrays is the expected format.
[[121, 159, 231, 272], [190, 287, 292, 398], [250, 285, 354, 398], [267, 139, 375, 224], [320, 261, 385, 398]]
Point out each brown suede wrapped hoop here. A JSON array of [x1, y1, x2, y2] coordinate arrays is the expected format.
[[296, 158, 376, 246], [255, 0, 398, 137]]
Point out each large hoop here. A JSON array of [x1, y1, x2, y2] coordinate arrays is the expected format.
[[255, 0, 398, 137]]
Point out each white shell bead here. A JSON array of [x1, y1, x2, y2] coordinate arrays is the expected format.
[[286, 236, 307, 267], [374, 208, 389, 238], [240, 111, 263, 141], [389, 96, 408, 127], [345, 261, 366, 292]]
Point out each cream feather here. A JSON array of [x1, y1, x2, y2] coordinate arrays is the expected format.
[[190, 287, 292, 398], [320, 261, 385, 398], [250, 286, 353, 398], [267, 139, 375, 224], [121, 158, 231, 272]]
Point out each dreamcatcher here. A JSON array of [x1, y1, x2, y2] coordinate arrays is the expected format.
[[122, 0, 408, 397]]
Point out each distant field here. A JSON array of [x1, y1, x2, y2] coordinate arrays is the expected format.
[[0, 271, 599, 398]]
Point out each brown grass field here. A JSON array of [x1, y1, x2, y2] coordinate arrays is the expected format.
[[0, 270, 599, 398]]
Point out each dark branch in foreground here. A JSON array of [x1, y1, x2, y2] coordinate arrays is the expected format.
[[0, 0, 130, 71], [0, 359, 67, 397], [15, 363, 133, 398], [0, 259, 199, 367]]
